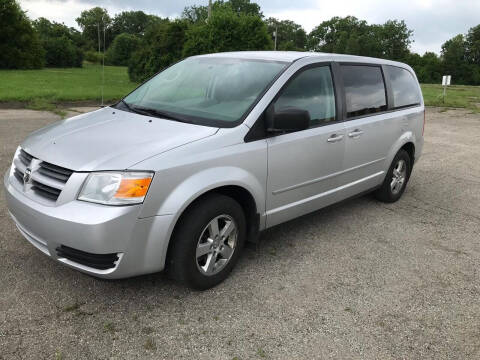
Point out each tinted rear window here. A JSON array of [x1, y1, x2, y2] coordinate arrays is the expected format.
[[341, 65, 387, 118], [386, 66, 421, 108]]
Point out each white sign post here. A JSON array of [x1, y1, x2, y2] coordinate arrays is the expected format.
[[442, 75, 451, 103]]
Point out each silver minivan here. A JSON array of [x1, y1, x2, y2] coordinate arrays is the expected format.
[[4, 51, 424, 289]]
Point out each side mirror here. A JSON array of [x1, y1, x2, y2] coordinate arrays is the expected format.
[[266, 105, 310, 133]]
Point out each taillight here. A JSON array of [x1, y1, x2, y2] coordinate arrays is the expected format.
[[422, 109, 425, 136]]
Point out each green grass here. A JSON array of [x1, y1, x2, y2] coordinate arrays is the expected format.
[[1, 65, 479, 113], [421, 84, 480, 111], [0, 63, 138, 103]]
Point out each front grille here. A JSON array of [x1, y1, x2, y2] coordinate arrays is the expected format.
[[38, 161, 73, 183], [31, 180, 62, 200], [14, 168, 24, 184], [56, 245, 119, 270], [12, 149, 74, 202], [18, 149, 33, 167]]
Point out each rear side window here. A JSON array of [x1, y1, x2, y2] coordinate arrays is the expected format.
[[341, 65, 387, 118], [386, 66, 421, 108], [274, 66, 336, 126]]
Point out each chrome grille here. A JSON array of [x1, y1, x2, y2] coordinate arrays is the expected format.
[[12, 149, 74, 202]]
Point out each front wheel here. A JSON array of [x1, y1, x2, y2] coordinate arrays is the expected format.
[[374, 149, 411, 203], [168, 194, 246, 290]]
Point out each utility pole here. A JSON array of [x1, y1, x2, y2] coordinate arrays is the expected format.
[[208, 0, 212, 21], [98, 18, 105, 107], [101, 17, 105, 107], [274, 24, 277, 51], [97, 23, 100, 53]]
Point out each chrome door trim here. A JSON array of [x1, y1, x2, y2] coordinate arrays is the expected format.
[[272, 157, 386, 195]]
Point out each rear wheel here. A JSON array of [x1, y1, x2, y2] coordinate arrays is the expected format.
[[168, 194, 246, 290], [374, 149, 411, 203]]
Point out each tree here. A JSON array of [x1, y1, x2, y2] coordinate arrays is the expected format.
[[307, 16, 371, 54], [128, 20, 189, 82], [265, 18, 307, 51], [307, 17, 412, 61], [183, 7, 272, 57], [33, 18, 83, 67], [375, 20, 413, 61], [405, 52, 442, 84], [466, 24, 480, 65], [182, 0, 262, 23], [441, 34, 470, 84], [76, 7, 112, 50], [111, 11, 163, 38], [42, 37, 83, 67], [182, 5, 209, 23], [228, 0, 262, 17], [106, 33, 140, 66], [0, 0, 44, 69]]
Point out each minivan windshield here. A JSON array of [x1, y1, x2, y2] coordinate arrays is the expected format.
[[122, 57, 288, 127]]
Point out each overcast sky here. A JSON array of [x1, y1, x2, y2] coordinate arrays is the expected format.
[[19, 0, 480, 55]]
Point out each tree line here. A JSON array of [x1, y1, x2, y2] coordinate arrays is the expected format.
[[1, 0, 479, 85]]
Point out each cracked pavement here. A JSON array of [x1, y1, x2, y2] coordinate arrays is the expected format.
[[0, 107, 479, 359]]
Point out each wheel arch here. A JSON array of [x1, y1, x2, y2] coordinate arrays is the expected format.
[[385, 132, 416, 171], [164, 184, 261, 271], [149, 165, 266, 271], [401, 142, 415, 163]]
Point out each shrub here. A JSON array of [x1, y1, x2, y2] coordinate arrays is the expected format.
[[128, 20, 188, 82], [43, 36, 83, 67], [33, 17, 84, 67], [0, 0, 44, 69], [84, 50, 103, 64], [106, 33, 140, 66]]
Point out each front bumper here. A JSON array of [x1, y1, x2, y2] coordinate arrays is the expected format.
[[4, 169, 173, 279]]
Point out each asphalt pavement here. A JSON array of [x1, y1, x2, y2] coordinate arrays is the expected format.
[[0, 107, 479, 359]]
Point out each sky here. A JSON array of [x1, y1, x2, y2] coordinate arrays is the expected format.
[[18, 0, 480, 55]]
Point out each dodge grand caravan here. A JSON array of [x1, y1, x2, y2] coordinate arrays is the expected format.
[[4, 51, 424, 289]]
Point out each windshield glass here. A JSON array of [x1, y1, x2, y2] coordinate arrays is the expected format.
[[122, 57, 288, 127]]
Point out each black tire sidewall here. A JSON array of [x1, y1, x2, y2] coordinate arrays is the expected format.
[[169, 194, 247, 290], [381, 150, 411, 202]]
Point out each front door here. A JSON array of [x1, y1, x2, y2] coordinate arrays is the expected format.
[[266, 64, 346, 227]]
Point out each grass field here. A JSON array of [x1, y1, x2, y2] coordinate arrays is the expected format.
[[421, 84, 480, 111], [0, 64, 138, 104], [0, 64, 479, 113]]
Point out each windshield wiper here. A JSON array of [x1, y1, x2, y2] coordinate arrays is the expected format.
[[130, 105, 194, 124], [117, 99, 137, 113], [117, 100, 154, 118]]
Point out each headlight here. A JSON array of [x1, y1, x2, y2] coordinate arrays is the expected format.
[[78, 172, 153, 205]]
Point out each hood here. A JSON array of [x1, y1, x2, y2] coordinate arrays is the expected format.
[[21, 107, 218, 171]]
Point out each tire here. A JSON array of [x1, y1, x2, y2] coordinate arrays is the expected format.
[[167, 194, 246, 290], [374, 149, 411, 203]]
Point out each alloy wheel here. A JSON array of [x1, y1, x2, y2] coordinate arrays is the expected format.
[[195, 215, 238, 276], [390, 159, 407, 195]]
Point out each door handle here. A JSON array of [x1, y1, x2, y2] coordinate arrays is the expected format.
[[327, 134, 344, 143], [348, 129, 364, 138]]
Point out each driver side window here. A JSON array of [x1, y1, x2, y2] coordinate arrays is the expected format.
[[274, 65, 336, 126]]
